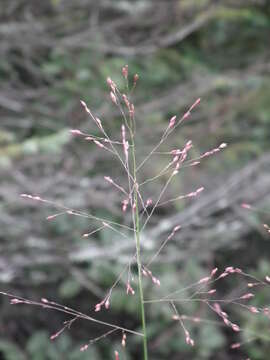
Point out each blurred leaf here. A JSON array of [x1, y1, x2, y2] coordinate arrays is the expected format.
[[59, 278, 82, 298], [0, 341, 25, 360]]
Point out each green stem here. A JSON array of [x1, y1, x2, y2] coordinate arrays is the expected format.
[[135, 211, 148, 360], [131, 135, 148, 360]]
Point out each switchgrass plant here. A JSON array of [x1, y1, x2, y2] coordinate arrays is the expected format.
[[1, 66, 270, 359]]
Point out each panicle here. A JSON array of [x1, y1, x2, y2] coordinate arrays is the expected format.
[[13, 69, 269, 357]]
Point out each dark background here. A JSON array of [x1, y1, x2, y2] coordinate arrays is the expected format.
[[0, 0, 270, 359]]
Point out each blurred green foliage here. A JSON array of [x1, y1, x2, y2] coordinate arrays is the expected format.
[[0, 331, 100, 360]]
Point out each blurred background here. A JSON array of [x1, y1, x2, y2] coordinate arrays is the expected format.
[[0, 0, 270, 359]]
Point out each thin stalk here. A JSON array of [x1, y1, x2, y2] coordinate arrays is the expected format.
[[130, 133, 148, 360]]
